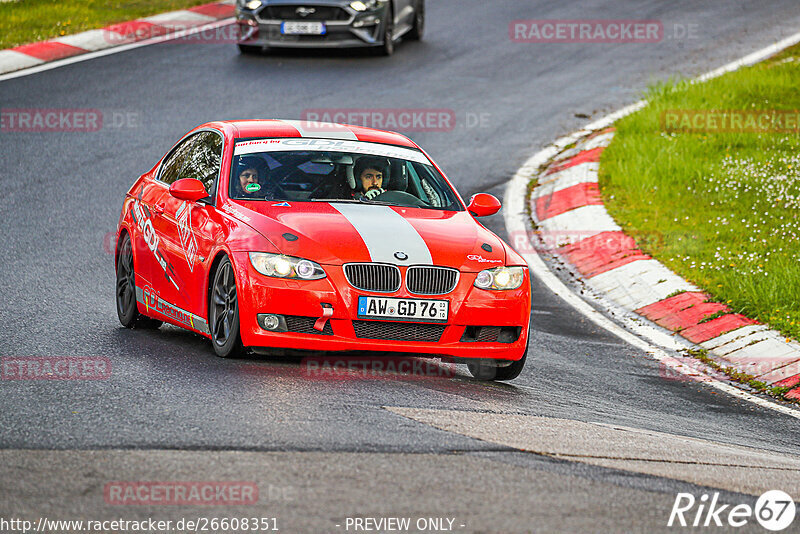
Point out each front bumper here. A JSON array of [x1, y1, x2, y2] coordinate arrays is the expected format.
[[232, 252, 531, 361], [235, 4, 387, 48]]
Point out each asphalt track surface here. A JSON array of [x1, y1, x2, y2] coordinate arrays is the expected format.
[[2, 1, 800, 532]]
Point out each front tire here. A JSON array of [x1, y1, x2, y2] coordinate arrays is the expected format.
[[209, 257, 245, 358], [378, 6, 395, 56], [408, 0, 424, 41], [115, 233, 162, 329], [467, 347, 527, 381]]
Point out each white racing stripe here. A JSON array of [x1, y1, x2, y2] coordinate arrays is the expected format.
[[333, 204, 432, 265]]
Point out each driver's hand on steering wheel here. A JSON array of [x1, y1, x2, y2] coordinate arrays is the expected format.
[[364, 188, 385, 200]]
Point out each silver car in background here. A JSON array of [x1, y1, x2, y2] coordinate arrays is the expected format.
[[236, 0, 424, 55]]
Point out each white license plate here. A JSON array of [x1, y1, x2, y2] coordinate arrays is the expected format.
[[281, 21, 326, 35], [357, 296, 448, 322]]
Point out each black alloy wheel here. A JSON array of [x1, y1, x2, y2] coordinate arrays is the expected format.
[[209, 257, 244, 358]]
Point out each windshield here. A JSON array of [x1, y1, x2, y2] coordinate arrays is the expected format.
[[229, 138, 463, 210]]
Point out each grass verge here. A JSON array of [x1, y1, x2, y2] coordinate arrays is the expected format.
[[0, 0, 215, 49], [600, 44, 800, 342]]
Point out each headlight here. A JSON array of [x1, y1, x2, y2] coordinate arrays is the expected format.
[[350, 0, 378, 11], [473, 266, 525, 290], [244, 0, 262, 10], [249, 252, 326, 280]]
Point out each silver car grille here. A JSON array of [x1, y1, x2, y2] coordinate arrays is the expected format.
[[406, 266, 459, 295], [344, 263, 401, 293]]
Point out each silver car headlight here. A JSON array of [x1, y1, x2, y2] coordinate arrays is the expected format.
[[242, 0, 262, 10], [249, 252, 326, 280], [474, 266, 525, 290]]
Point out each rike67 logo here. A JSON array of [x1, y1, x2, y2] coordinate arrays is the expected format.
[[669, 490, 795, 530]]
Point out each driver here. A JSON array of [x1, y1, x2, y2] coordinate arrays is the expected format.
[[352, 157, 388, 201], [233, 156, 269, 198]]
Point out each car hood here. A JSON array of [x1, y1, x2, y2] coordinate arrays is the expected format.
[[227, 201, 507, 271]]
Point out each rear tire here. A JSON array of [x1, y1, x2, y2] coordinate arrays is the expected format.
[[115, 233, 162, 329], [408, 0, 424, 41], [209, 257, 245, 358], [467, 347, 527, 381]]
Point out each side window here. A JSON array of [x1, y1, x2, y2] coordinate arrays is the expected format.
[[181, 131, 223, 194], [159, 134, 198, 185], [407, 162, 443, 207]]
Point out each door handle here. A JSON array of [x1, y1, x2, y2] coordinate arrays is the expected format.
[[153, 203, 165, 215]]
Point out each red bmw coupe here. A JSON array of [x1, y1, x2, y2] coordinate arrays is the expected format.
[[115, 120, 531, 380]]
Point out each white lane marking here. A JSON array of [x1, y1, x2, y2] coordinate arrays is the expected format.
[[504, 32, 800, 419], [586, 259, 699, 311], [506, 180, 800, 419], [700, 325, 769, 352], [552, 132, 615, 161], [332, 204, 433, 265], [0, 50, 43, 73], [280, 119, 359, 140], [51, 29, 121, 52], [0, 18, 235, 82], [537, 204, 621, 240], [531, 162, 599, 199]]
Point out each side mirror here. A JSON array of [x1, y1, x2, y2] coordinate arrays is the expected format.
[[170, 178, 208, 202], [467, 193, 501, 217]]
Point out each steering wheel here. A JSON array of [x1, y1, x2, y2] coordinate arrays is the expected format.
[[373, 190, 428, 207]]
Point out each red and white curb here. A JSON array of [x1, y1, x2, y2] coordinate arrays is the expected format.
[[530, 130, 800, 398], [504, 31, 800, 417], [0, 0, 236, 76]]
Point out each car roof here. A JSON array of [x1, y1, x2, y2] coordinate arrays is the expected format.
[[214, 119, 419, 149]]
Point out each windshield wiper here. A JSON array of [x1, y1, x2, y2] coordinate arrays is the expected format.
[[365, 200, 407, 207]]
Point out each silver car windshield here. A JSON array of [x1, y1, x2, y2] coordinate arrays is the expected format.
[[230, 139, 462, 210]]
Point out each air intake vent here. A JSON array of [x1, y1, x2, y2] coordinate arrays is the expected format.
[[406, 266, 459, 295], [344, 263, 401, 293], [285, 315, 333, 336], [353, 321, 445, 342]]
